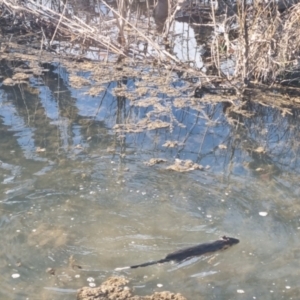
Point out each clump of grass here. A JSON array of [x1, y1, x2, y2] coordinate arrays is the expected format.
[[210, 0, 300, 87]]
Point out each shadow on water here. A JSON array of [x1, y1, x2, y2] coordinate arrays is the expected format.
[[0, 57, 300, 299]]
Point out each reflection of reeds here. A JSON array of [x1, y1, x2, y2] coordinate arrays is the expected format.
[[2, 0, 300, 88]]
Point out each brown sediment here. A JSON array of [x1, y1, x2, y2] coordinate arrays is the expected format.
[[77, 276, 188, 300]]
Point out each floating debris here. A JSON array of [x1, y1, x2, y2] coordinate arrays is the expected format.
[[69, 255, 82, 270], [36, 147, 46, 153], [254, 147, 265, 153], [162, 140, 184, 148], [11, 273, 20, 279], [218, 144, 227, 150], [12, 72, 31, 81], [2, 78, 15, 86], [166, 159, 204, 172], [147, 120, 170, 130], [145, 158, 167, 166], [259, 212, 268, 217], [69, 75, 90, 88], [46, 268, 56, 275]]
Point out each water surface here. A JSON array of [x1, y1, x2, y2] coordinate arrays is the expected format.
[[0, 63, 299, 300]]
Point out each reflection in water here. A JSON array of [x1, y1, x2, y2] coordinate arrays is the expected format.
[[0, 61, 300, 300]]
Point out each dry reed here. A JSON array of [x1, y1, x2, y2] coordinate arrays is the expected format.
[[1, 0, 300, 90]]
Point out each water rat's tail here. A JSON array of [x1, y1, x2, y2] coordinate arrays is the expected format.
[[115, 258, 168, 271]]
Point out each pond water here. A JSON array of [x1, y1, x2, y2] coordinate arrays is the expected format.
[[0, 62, 300, 300]]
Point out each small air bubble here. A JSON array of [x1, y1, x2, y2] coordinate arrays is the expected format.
[[237, 289, 245, 294], [12, 274, 20, 279], [157, 284, 163, 288]]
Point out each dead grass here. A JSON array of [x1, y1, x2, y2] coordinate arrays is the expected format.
[[1, 0, 300, 101]]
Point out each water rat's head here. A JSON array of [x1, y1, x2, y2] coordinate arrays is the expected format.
[[221, 236, 240, 245]]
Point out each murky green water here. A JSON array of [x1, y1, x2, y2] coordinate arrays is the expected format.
[[0, 63, 300, 300]]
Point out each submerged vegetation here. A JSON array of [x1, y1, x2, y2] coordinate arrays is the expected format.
[[77, 277, 187, 300]]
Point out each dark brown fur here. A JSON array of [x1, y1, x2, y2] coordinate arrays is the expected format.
[[115, 236, 239, 270]]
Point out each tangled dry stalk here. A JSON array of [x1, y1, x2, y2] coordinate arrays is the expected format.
[[236, 0, 300, 84], [1, 0, 300, 91]]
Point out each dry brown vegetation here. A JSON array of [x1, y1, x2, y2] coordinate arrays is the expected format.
[[1, 0, 300, 106]]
